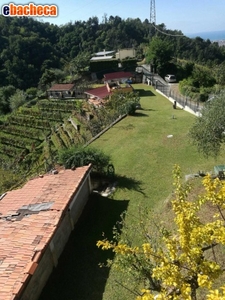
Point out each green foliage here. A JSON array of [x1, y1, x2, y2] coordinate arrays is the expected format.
[[9, 89, 27, 111], [89, 60, 119, 74], [180, 61, 195, 78], [192, 65, 216, 88], [0, 17, 61, 90], [57, 146, 111, 173], [1, 15, 225, 94], [145, 37, 173, 73], [170, 36, 224, 66], [179, 77, 195, 94], [179, 65, 216, 101], [120, 58, 138, 71], [64, 52, 91, 78], [0, 96, 86, 179], [26, 87, 38, 99], [0, 168, 24, 194], [214, 61, 225, 86], [106, 91, 140, 115], [31, 84, 225, 300], [0, 85, 16, 114], [189, 91, 225, 157], [38, 69, 66, 90], [97, 166, 225, 299]]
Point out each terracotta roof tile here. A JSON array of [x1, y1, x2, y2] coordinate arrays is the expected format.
[[48, 83, 75, 91], [103, 71, 133, 81], [85, 85, 110, 99], [24, 262, 38, 275], [0, 165, 91, 299]]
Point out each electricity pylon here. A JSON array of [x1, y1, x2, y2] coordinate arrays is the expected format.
[[150, 0, 156, 39]]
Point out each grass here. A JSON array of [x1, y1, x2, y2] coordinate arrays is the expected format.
[[39, 84, 224, 300]]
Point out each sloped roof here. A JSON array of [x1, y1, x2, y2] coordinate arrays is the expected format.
[[48, 84, 75, 91], [90, 56, 114, 61], [85, 85, 111, 99], [103, 71, 133, 81], [94, 50, 115, 56], [0, 165, 91, 300]]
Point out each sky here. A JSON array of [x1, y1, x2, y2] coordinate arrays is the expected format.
[[1, 0, 225, 35]]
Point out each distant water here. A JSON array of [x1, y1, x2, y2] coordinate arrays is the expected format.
[[186, 30, 225, 41]]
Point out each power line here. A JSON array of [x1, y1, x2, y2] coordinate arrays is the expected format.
[[150, 0, 184, 38], [151, 23, 184, 37]]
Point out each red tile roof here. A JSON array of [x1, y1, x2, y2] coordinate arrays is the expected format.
[[0, 165, 91, 300], [85, 85, 111, 99], [103, 71, 133, 81], [48, 84, 75, 91]]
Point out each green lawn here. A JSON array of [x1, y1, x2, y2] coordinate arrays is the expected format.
[[39, 84, 223, 300], [92, 84, 219, 209], [91, 84, 223, 299]]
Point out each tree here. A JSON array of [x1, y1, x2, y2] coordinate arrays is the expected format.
[[64, 52, 91, 79], [214, 61, 225, 86], [0, 85, 16, 114], [9, 89, 27, 111], [26, 87, 38, 99], [145, 37, 173, 74], [189, 91, 225, 157], [97, 165, 225, 299], [1, 15, 225, 91], [38, 68, 65, 90], [191, 66, 216, 89]]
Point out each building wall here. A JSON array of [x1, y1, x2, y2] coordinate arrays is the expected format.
[[47, 90, 74, 98], [112, 87, 133, 94], [116, 49, 136, 60], [69, 178, 90, 225], [20, 174, 91, 300], [20, 247, 55, 300], [47, 90, 86, 99]]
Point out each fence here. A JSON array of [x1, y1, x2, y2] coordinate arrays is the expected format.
[[140, 65, 203, 115], [156, 82, 203, 114], [83, 114, 127, 147]]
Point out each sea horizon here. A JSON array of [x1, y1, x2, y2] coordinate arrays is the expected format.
[[186, 29, 225, 41]]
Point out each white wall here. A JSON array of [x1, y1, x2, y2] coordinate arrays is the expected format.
[[116, 49, 136, 60]]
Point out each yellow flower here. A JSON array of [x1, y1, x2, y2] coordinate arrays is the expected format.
[[197, 274, 211, 288]]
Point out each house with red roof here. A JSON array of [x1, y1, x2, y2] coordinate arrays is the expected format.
[[0, 165, 92, 300], [103, 71, 133, 83], [47, 83, 76, 99], [84, 71, 134, 107]]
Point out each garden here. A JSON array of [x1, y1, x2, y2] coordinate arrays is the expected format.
[[39, 84, 225, 300]]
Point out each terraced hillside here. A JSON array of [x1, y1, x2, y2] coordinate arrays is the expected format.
[[0, 90, 140, 193], [0, 98, 94, 176]]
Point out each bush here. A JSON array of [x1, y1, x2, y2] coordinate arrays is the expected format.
[[57, 146, 111, 173], [25, 98, 38, 107], [26, 87, 38, 99], [107, 91, 140, 115], [9, 89, 27, 111]]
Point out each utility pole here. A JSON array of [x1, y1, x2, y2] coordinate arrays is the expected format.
[[150, 0, 156, 40]]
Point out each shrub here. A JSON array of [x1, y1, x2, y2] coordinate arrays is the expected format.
[[26, 87, 38, 99], [57, 146, 111, 173], [107, 91, 140, 115]]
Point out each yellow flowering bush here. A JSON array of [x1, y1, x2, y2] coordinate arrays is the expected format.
[[97, 165, 225, 299]]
